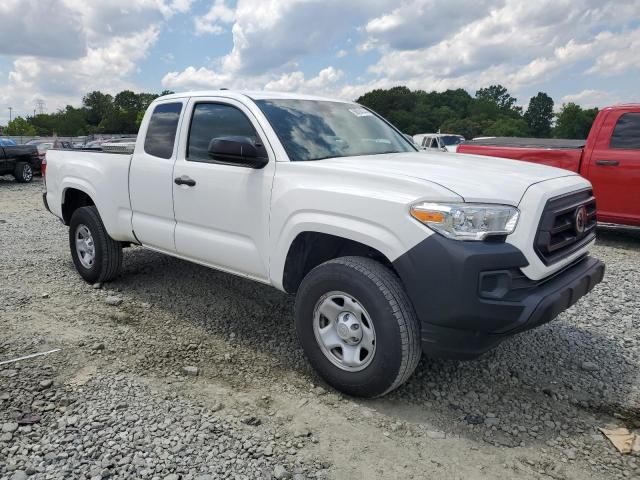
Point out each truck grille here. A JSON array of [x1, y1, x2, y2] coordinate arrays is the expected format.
[[534, 189, 597, 265]]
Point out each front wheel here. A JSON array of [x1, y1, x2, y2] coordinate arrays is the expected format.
[[14, 162, 33, 183], [295, 256, 421, 397], [69, 206, 122, 283]]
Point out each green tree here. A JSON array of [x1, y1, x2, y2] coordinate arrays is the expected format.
[[484, 117, 530, 137], [554, 103, 598, 139], [439, 118, 482, 140], [475, 85, 518, 112], [524, 92, 554, 137], [6, 117, 37, 136], [83, 91, 114, 127]]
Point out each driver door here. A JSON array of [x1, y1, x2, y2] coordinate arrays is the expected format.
[[172, 97, 276, 282]]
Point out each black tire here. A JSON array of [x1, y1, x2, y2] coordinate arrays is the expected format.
[[69, 206, 123, 283], [295, 256, 421, 398], [14, 162, 33, 183]]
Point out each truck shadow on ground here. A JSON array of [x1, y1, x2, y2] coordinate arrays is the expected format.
[[596, 227, 640, 249], [112, 244, 636, 446]]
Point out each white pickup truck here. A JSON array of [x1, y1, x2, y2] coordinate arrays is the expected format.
[[43, 91, 604, 397]]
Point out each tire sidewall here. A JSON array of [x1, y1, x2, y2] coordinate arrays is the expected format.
[[295, 262, 405, 397], [69, 208, 104, 283]]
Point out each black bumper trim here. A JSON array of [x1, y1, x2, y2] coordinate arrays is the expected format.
[[392, 234, 604, 360]]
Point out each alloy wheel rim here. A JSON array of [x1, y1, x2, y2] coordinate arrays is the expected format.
[[313, 291, 376, 372], [75, 224, 96, 269], [23, 165, 33, 181]]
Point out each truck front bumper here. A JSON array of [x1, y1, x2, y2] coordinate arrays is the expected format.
[[392, 235, 605, 360]]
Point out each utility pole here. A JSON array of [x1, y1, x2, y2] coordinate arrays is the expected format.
[[8, 107, 13, 123]]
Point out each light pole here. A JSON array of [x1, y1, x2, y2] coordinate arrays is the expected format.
[[8, 107, 12, 123]]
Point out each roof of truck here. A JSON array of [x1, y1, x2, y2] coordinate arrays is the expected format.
[[158, 90, 353, 104]]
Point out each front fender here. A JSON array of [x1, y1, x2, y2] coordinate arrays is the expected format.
[[269, 210, 431, 290]]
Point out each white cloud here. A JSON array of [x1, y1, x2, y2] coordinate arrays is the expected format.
[[3, 0, 640, 125], [363, 0, 500, 51], [560, 90, 621, 108], [0, 0, 86, 59], [0, 0, 185, 123], [586, 29, 640, 76], [194, 0, 236, 35], [162, 65, 344, 97], [265, 67, 344, 92], [219, 0, 390, 74], [362, 0, 640, 94]]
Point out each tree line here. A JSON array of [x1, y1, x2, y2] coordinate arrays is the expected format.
[[356, 85, 598, 139], [2, 85, 598, 139], [2, 90, 174, 137]]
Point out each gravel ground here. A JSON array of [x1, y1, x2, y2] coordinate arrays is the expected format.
[[1, 178, 639, 479]]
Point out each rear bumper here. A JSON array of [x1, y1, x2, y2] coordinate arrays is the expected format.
[[392, 234, 604, 360]]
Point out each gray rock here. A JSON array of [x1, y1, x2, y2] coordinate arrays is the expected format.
[[273, 464, 290, 479], [2, 422, 19, 433], [564, 448, 577, 460], [109, 311, 131, 323], [11, 471, 28, 480], [182, 366, 199, 376], [104, 295, 123, 306], [39, 379, 53, 389], [426, 430, 446, 439], [0, 432, 12, 442], [581, 361, 599, 372], [163, 475, 180, 480], [92, 343, 106, 351]]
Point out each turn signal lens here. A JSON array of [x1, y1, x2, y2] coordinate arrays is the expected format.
[[410, 209, 445, 224]]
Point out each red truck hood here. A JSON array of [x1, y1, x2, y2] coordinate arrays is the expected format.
[[313, 151, 579, 206]]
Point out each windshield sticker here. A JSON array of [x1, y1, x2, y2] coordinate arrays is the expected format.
[[349, 107, 374, 117]]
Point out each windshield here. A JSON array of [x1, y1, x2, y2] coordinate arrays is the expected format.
[[441, 135, 464, 146], [255, 99, 416, 161]]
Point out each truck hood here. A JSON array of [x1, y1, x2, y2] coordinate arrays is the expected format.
[[313, 151, 578, 206]]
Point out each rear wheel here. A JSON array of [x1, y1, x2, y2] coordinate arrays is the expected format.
[[69, 206, 122, 283], [295, 256, 421, 397], [14, 162, 33, 183]]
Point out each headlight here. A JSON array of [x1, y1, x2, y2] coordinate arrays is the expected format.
[[410, 203, 519, 241]]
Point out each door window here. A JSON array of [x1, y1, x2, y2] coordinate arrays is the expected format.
[[610, 113, 640, 149], [144, 103, 182, 159], [187, 103, 260, 163]]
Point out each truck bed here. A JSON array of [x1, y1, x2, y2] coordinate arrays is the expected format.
[[462, 137, 586, 149], [457, 137, 585, 172]]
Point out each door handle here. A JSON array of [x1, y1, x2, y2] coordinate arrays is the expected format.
[[174, 176, 196, 186], [595, 160, 620, 166]]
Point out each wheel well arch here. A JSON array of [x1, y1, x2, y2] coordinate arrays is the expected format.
[[282, 231, 396, 294], [62, 188, 95, 225]]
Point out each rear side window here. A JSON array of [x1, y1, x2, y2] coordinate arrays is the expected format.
[[144, 102, 182, 159], [610, 113, 640, 149], [187, 103, 259, 162]]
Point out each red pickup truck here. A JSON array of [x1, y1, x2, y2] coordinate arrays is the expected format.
[[458, 104, 640, 228]]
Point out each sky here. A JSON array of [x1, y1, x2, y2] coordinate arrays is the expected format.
[[0, 0, 639, 125]]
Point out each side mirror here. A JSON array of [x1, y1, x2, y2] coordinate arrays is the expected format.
[[207, 136, 268, 169]]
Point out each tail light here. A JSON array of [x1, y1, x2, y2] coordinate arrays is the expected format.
[[41, 156, 47, 181]]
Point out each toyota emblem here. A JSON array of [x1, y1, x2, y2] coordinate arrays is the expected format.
[[575, 206, 587, 234]]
